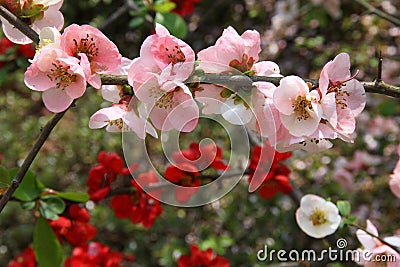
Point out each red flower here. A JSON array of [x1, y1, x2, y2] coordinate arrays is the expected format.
[[110, 171, 163, 228], [8, 247, 36, 267], [248, 141, 292, 199], [17, 44, 35, 58], [173, 142, 228, 171], [64, 242, 134, 267], [87, 151, 132, 202], [171, 0, 201, 16], [178, 245, 230, 267], [49, 205, 97, 247], [165, 163, 201, 203]]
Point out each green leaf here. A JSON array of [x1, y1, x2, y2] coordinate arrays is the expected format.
[[39, 195, 66, 220], [337, 200, 351, 217], [0, 166, 11, 189], [154, 0, 176, 13], [155, 12, 188, 39], [33, 216, 63, 267], [20, 201, 36, 210], [128, 17, 145, 28], [12, 169, 41, 201], [343, 215, 358, 225], [57, 192, 90, 202]]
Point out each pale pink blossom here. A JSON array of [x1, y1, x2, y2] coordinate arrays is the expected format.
[[198, 26, 261, 73], [389, 145, 400, 199], [273, 76, 322, 137], [1, 0, 64, 44], [135, 76, 199, 132], [128, 23, 195, 90], [356, 220, 400, 266], [89, 100, 157, 139], [319, 52, 366, 137], [296, 194, 341, 238], [24, 47, 86, 112], [60, 24, 122, 89], [127, 24, 198, 132]]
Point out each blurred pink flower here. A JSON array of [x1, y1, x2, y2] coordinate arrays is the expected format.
[[61, 24, 122, 89], [389, 145, 400, 199], [24, 47, 86, 112], [1, 0, 64, 44]]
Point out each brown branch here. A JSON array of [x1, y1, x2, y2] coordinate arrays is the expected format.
[[0, 104, 73, 213], [0, 5, 40, 44], [100, 74, 400, 99], [354, 0, 400, 27]]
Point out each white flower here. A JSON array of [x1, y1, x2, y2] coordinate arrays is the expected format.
[[296, 194, 341, 238]]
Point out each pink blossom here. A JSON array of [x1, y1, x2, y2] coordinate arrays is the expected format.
[[101, 57, 133, 103], [60, 24, 122, 89], [273, 76, 322, 137], [89, 99, 157, 139], [128, 23, 195, 89], [135, 76, 199, 132], [1, 0, 64, 44], [198, 26, 261, 73], [319, 52, 366, 136], [24, 47, 86, 112], [127, 24, 198, 132], [356, 220, 400, 266], [389, 145, 400, 199]]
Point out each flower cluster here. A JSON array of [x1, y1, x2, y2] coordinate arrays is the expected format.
[[110, 170, 163, 228], [64, 241, 134, 267], [178, 245, 230, 267], [164, 142, 228, 203], [247, 141, 292, 199], [87, 151, 131, 202], [49, 204, 97, 246], [7, 247, 36, 267], [87, 151, 163, 227], [253, 52, 365, 152], [24, 24, 121, 112]]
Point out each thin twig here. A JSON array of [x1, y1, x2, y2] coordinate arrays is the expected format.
[[0, 5, 39, 44], [377, 50, 382, 82], [0, 106, 72, 213], [354, 0, 400, 27]]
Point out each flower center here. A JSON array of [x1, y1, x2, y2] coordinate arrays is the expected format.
[[229, 54, 255, 74], [165, 45, 186, 65], [47, 63, 77, 89], [107, 118, 128, 131], [309, 208, 328, 226], [292, 95, 312, 121], [73, 34, 99, 61]]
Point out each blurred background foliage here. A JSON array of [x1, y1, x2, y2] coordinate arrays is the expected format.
[[0, 0, 400, 266]]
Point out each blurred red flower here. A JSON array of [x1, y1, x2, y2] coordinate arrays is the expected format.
[[64, 241, 134, 267], [178, 245, 230, 267], [171, 0, 201, 16], [7, 247, 36, 267], [248, 142, 292, 199], [49, 204, 97, 247]]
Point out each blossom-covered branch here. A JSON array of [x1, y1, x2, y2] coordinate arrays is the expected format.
[[101, 73, 400, 99]]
